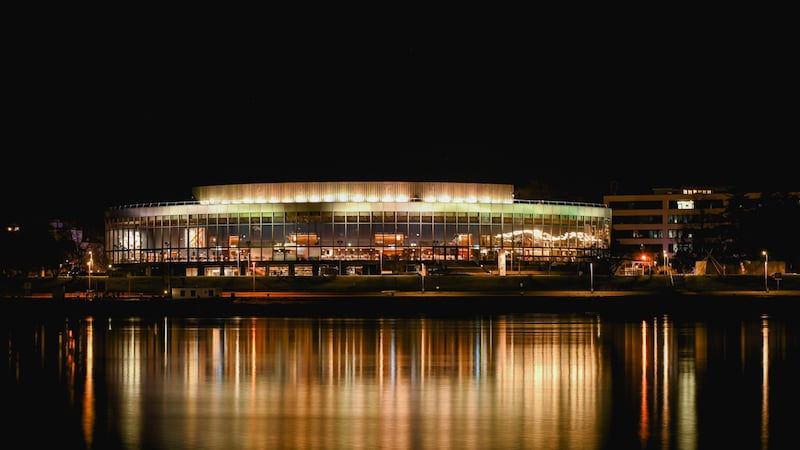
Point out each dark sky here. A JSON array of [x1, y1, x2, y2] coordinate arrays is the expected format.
[[5, 15, 796, 228]]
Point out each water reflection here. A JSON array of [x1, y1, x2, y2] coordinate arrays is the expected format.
[[3, 312, 798, 450]]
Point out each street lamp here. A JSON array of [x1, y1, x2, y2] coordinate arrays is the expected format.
[[252, 261, 256, 292], [165, 241, 171, 297], [88, 250, 93, 292], [762, 250, 769, 292]]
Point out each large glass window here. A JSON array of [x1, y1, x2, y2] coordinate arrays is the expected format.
[[105, 186, 611, 269]]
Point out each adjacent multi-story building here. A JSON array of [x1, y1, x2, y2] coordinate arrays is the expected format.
[[604, 186, 737, 272], [105, 181, 612, 276], [604, 186, 800, 275]]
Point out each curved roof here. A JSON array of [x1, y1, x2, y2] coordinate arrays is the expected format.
[[192, 181, 516, 205]]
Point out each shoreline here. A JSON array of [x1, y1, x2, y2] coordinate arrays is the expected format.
[[3, 290, 799, 318]]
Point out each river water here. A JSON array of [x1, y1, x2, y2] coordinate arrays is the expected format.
[[3, 303, 799, 449]]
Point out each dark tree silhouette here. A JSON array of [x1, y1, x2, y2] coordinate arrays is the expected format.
[[721, 191, 800, 272]]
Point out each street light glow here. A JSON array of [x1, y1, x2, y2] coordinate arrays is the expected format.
[[762, 250, 769, 292], [88, 250, 93, 293]]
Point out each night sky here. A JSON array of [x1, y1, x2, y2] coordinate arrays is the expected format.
[[4, 16, 795, 229]]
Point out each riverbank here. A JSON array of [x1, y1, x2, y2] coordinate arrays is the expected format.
[[3, 273, 798, 318], [3, 288, 799, 319], [3, 273, 798, 298]]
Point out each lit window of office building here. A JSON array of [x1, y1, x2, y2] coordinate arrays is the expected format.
[[603, 186, 732, 263], [105, 181, 611, 276]]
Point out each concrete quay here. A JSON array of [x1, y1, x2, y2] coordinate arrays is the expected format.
[[3, 288, 798, 319]]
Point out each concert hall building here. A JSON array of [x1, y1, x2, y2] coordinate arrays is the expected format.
[[104, 181, 611, 276]]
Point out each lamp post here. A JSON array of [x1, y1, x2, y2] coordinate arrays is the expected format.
[[252, 260, 256, 292], [165, 241, 171, 297], [88, 250, 93, 292], [762, 250, 769, 292], [421, 263, 426, 293]]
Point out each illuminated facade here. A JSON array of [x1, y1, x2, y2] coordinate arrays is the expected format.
[[105, 181, 611, 276]]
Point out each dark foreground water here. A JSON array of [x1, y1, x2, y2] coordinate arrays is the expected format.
[[3, 302, 799, 449]]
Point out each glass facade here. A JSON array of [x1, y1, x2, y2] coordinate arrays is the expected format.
[[105, 182, 611, 275]]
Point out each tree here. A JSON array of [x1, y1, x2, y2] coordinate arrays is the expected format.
[[0, 219, 87, 277], [721, 191, 800, 272]]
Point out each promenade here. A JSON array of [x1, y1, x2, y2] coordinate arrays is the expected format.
[[224, 288, 800, 298], [3, 288, 798, 319], [3, 272, 797, 318]]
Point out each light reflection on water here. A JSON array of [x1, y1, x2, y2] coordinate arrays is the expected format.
[[3, 311, 799, 450]]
